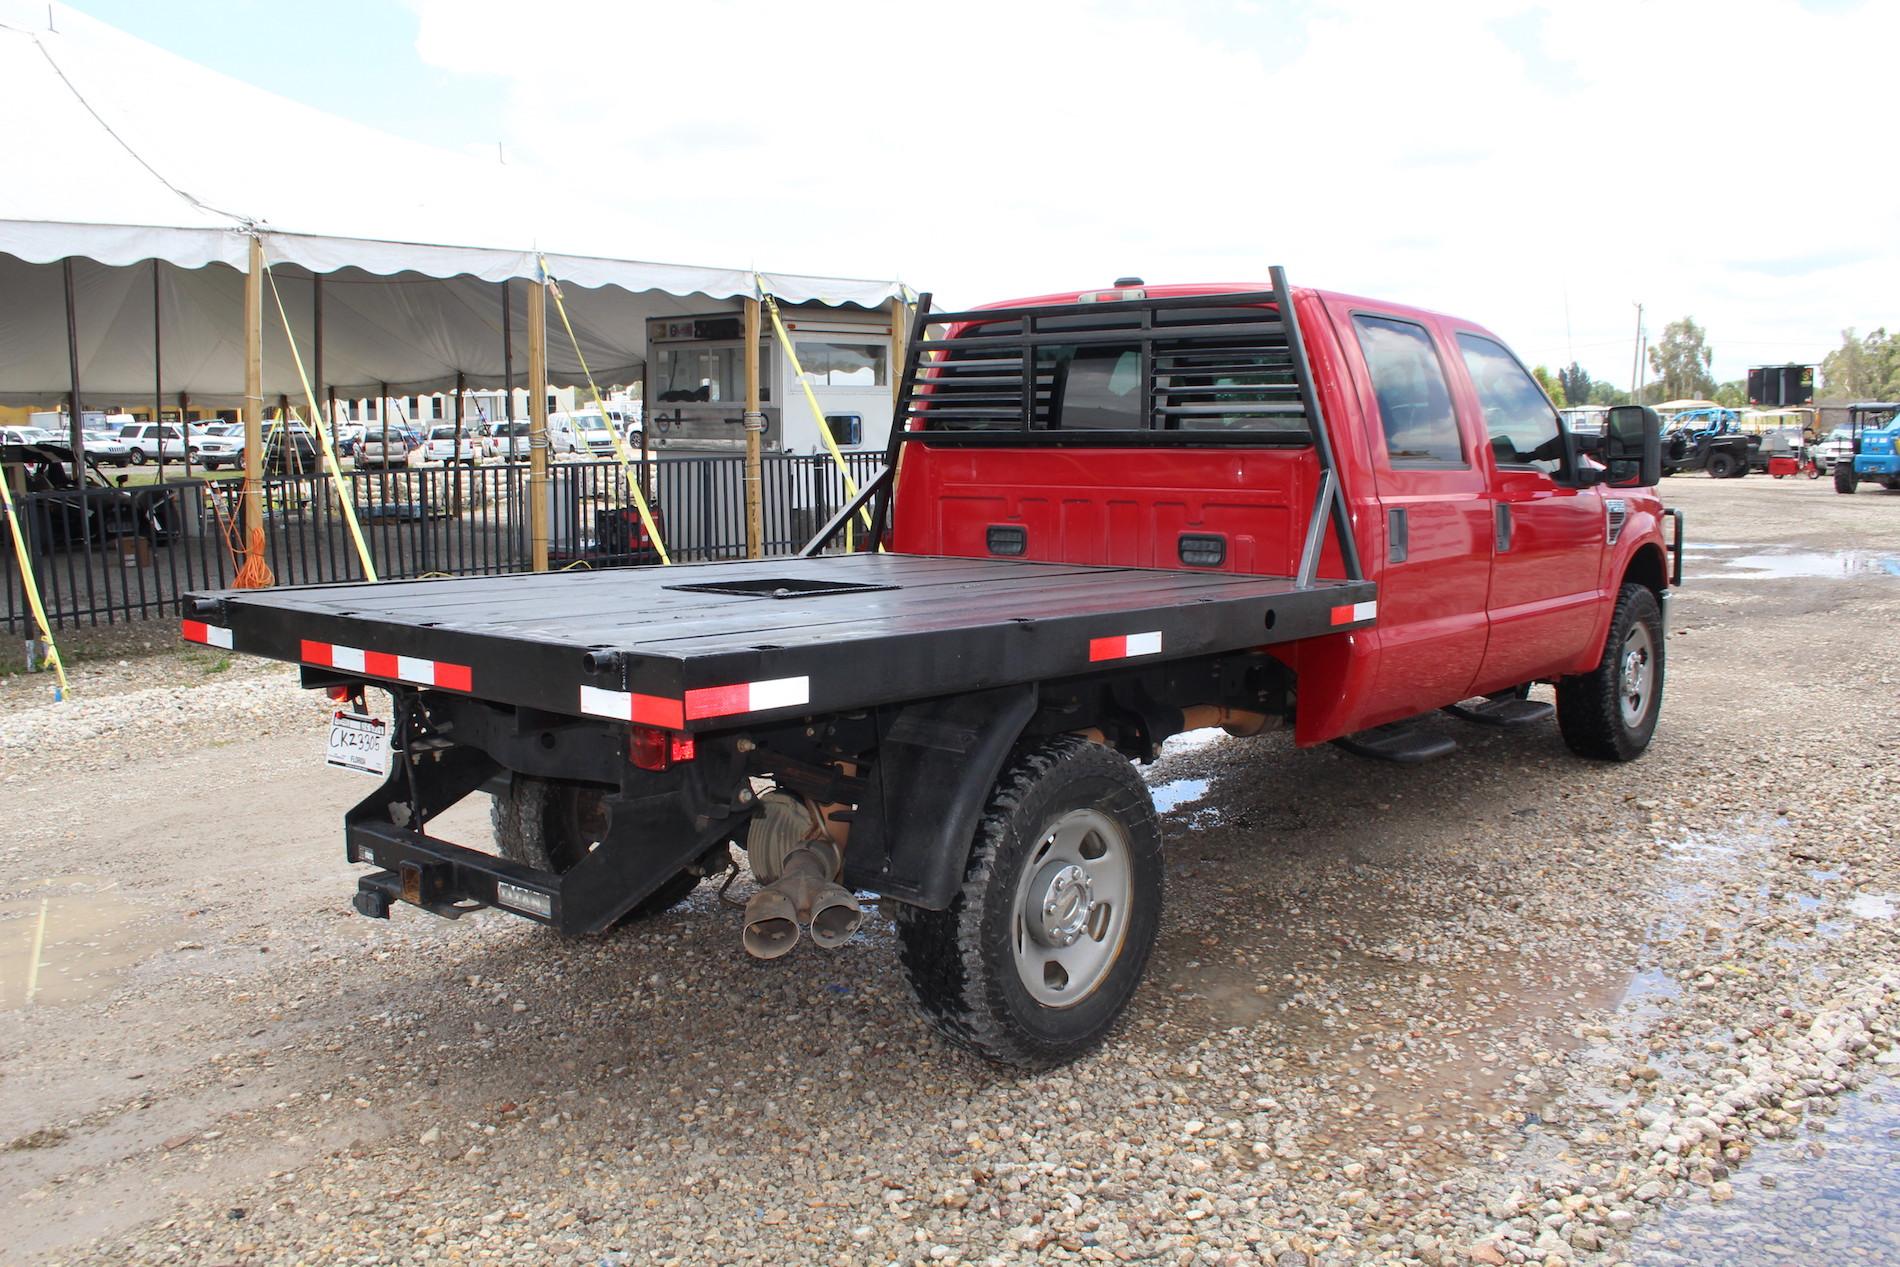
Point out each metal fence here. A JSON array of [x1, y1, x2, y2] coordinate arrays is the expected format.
[[3, 452, 886, 632]]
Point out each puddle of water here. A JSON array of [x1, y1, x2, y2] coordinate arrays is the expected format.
[[1717, 550, 1900, 579], [1619, 965, 1683, 1015], [1633, 1076, 1900, 1265], [1159, 727, 1227, 757], [1150, 778, 1210, 814], [1847, 892, 1896, 920], [0, 879, 169, 1010]]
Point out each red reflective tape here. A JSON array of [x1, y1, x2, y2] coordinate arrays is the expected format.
[[301, 639, 334, 666], [431, 661, 473, 692], [363, 650, 401, 679], [683, 682, 750, 720], [630, 692, 685, 729], [1088, 635, 1128, 662], [182, 619, 208, 644], [1329, 605, 1354, 626]]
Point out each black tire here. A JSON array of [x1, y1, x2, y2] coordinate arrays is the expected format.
[[128, 447, 148, 466], [1885, 478, 1900, 492], [1557, 583, 1664, 762], [1706, 452, 1737, 479], [1835, 464, 1858, 495], [489, 774, 701, 928], [893, 736, 1163, 1070]]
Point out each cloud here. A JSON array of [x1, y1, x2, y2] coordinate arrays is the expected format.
[[408, 0, 1899, 383]]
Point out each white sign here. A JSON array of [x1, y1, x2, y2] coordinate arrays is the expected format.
[[326, 711, 389, 777]]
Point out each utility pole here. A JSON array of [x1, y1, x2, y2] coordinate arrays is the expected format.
[[1629, 303, 1644, 402]]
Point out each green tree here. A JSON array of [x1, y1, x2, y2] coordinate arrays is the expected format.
[[1531, 365, 1567, 407], [1713, 380, 1746, 408], [1587, 381, 1630, 407], [1558, 361, 1594, 407], [1647, 317, 1717, 401], [1820, 328, 1900, 400]]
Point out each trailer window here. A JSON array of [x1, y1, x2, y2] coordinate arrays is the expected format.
[[1352, 315, 1464, 466], [797, 341, 887, 388], [654, 345, 772, 404], [1457, 334, 1563, 475]]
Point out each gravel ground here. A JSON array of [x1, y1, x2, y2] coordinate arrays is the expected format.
[[2, 474, 1896, 1266]]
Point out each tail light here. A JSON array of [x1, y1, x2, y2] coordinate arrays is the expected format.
[[629, 725, 696, 770]]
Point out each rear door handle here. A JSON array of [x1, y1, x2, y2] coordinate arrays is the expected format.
[[1387, 507, 1408, 563], [1494, 503, 1513, 553]]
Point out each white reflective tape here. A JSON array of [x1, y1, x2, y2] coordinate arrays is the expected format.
[[1352, 600, 1378, 622], [329, 644, 366, 673], [579, 685, 632, 719], [396, 655, 434, 685], [1124, 631, 1163, 657], [203, 624, 234, 649], [747, 676, 810, 712]]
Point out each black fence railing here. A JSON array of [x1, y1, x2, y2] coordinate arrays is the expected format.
[[3, 452, 887, 632]]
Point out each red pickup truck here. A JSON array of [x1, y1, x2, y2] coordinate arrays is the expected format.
[[184, 268, 1679, 1069]]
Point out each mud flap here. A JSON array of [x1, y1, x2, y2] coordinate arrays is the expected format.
[[843, 684, 1038, 909]]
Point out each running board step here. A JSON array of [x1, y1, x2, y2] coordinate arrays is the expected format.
[[1333, 723, 1458, 764], [1444, 697, 1555, 727]]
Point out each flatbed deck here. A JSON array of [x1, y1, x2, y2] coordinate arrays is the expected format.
[[188, 554, 1376, 730]]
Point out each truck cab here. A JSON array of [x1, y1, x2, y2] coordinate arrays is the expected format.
[[889, 281, 1672, 748]]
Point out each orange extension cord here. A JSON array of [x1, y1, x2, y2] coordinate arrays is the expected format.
[[216, 484, 276, 588]]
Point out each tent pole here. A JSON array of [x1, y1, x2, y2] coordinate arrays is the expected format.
[[452, 371, 466, 515], [62, 257, 83, 460], [889, 296, 907, 409], [242, 235, 265, 559], [501, 281, 517, 461], [528, 274, 549, 572], [153, 259, 170, 481], [743, 296, 764, 559], [313, 273, 325, 429]]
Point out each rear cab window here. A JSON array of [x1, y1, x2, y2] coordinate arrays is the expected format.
[[1350, 313, 1465, 466], [916, 300, 1312, 441]]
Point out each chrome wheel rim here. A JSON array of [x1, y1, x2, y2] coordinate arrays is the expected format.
[[1010, 809, 1132, 1008], [1618, 622, 1655, 729]]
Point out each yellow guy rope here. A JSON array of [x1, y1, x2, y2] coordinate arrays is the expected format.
[[756, 281, 875, 545], [262, 260, 379, 582], [0, 465, 70, 698], [539, 255, 671, 566]]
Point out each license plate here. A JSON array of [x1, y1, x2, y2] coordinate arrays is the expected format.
[[326, 710, 389, 777]]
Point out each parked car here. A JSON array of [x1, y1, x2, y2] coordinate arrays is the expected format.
[[423, 424, 484, 464], [482, 419, 533, 460], [1, 426, 58, 446], [355, 425, 421, 469], [1816, 426, 1854, 473], [261, 425, 321, 474], [116, 421, 194, 465], [193, 429, 246, 470], [80, 427, 133, 465]]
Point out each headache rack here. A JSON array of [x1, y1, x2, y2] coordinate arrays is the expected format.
[[866, 265, 1363, 587]]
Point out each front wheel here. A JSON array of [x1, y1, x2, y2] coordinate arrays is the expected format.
[[894, 736, 1163, 1070], [1835, 464, 1858, 495], [128, 447, 148, 466], [1557, 583, 1664, 761]]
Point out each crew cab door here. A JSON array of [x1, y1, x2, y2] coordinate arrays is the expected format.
[[1329, 305, 1492, 721], [1451, 332, 1606, 692]]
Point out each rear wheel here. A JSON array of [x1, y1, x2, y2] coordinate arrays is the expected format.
[[1706, 452, 1737, 479], [1557, 583, 1664, 762], [128, 447, 148, 466], [490, 775, 702, 928], [1835, 464, 1858, 494], [894, 736, 1163, 1070]]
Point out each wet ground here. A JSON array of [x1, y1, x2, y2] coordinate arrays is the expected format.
[[2, 472, 1898, 1265]]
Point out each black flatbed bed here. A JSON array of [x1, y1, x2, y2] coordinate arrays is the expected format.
[[191, 553, 1375, 730]]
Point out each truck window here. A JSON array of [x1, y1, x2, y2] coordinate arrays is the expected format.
[[1457, 334, 1563, 475], [1039, 344, 1144, 429], [1351, 314, 1463, 465]]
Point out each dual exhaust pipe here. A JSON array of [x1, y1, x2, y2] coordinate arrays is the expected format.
[[740, 796, 862, 960]]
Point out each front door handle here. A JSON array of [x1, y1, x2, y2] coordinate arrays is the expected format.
[[1495, 503, 1513, 553]]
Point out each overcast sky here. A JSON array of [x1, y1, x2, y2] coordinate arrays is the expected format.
[[78, 0, 1900, 390]]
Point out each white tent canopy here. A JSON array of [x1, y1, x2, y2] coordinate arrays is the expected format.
[[0, 2, 905, 407]]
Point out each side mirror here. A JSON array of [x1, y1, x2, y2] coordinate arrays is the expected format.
[[1604, 404, 1662, 487]]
